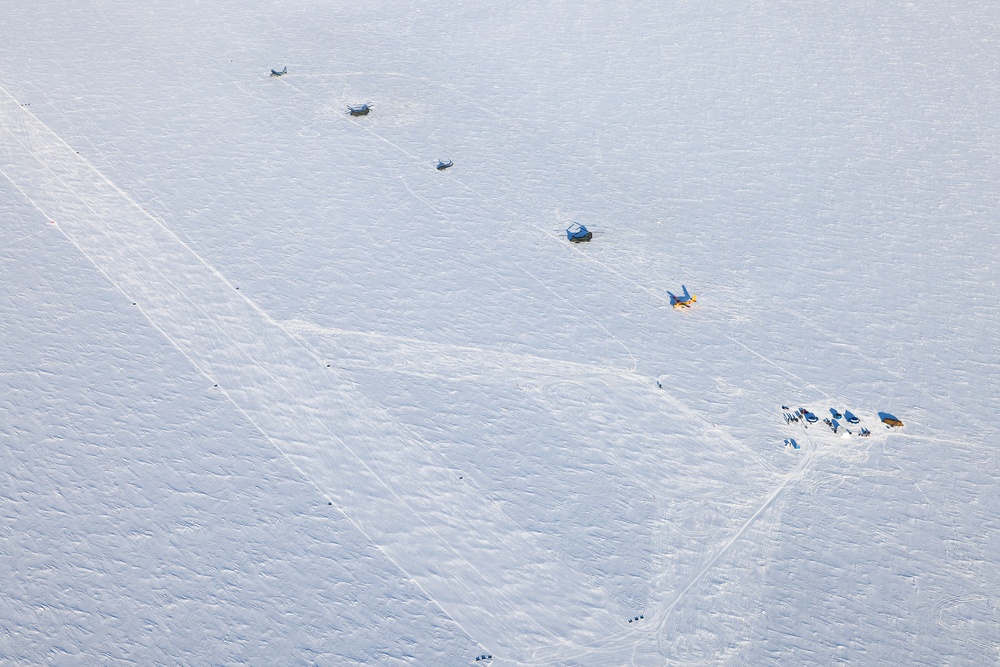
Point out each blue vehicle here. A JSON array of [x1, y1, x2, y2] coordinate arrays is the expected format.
[[270, 66, 287, 77], [348, 103, 371, 116], [843, 410, 860, 424], [436, 159, 453, 171], [566, 223, 593, 243]]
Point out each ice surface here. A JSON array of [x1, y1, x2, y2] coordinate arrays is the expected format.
[[1, 0, 998, 664]]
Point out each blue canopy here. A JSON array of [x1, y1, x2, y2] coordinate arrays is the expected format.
[[566, 223, 592, 242]]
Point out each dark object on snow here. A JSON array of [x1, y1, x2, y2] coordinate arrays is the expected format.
[[270, 66, 287, 77], [436, 159, 453, 170], [668, 285, 697, 309], [348, 103, 371, 116], [566, 223, 592, 243], [830, 408, 842, 419], [803, 411, 818, 423], [879, 412, 904, 428], [844, 410, 860, 424]]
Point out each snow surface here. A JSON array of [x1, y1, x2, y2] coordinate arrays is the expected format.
[[1, 0, 999, 664]]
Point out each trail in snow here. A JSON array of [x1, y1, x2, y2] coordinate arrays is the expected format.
[[0, 85, 626, 662], [653, 428, 818, 648]]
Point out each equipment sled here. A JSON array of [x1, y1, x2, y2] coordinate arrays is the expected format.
[[348, 104, 371, 116]]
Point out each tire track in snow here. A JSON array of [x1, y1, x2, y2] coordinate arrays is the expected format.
[[651, 428, 817, 650], [292, 314, 785, 653]]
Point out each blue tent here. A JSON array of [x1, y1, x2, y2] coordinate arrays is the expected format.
[[566, 223, 592, 243]]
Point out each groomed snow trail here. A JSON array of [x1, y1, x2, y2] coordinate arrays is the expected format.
[[0, 86, 628, 662]]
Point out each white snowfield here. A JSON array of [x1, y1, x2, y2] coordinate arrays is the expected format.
[[1, 1, 998, 665]]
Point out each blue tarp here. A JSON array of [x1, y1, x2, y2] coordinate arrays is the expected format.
[[566, 223, 592, 242]]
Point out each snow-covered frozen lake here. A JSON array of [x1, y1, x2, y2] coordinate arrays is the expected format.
[[2, 1, 998, 664]]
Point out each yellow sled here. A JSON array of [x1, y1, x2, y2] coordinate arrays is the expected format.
[[669, 286, 697, 308], [673, 294, 697, 309]]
